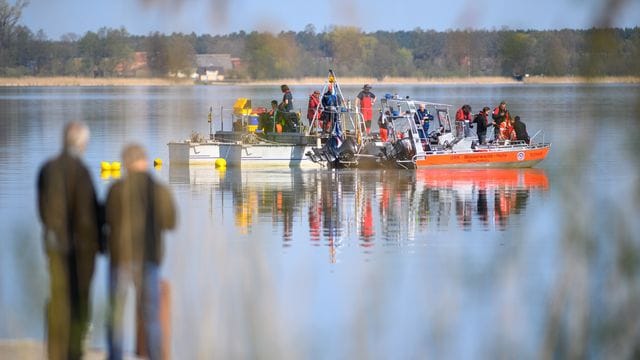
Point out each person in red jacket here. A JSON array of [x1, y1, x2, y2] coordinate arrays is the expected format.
[[355, 84, 376, 134], [307, 90, 321, 132], [455, 104, 473, 138]]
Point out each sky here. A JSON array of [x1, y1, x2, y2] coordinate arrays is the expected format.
[[19, 0, 640, 39]]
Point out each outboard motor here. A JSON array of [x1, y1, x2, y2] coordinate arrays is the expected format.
[[388, 138, 415, 161], [337, 137, 358, 163]]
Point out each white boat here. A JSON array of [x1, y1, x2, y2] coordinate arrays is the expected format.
[[169, 70, 360, 169], [168, 132, 323, 168]]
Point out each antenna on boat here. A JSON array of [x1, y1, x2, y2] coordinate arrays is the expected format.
[[208, 106, 213, 140]]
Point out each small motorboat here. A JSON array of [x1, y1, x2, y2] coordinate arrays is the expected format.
[[369, 97, 551, 169]]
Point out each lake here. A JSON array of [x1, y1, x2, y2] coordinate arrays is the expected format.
[[1, 83, 639, 359]]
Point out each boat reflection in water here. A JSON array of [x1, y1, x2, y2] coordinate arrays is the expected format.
[[415, 168, 549, 231], [170, 166, 549, 259]]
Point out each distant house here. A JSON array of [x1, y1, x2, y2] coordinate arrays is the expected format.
[[130, 52, 150, 77], [231, 57, 245, 71], [113, 52, 150, 77], [194, 54, 234, 82]]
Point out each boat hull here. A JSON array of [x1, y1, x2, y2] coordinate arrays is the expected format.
[[414, 144, 550, 169], [168, 141, 322, 169], [416, 168, 549, 189]]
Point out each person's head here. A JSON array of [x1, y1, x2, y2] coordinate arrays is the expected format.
[[363, 84, 372, 92], [312, 90, 320, 97], [482, 106, 491, 115], [122, 143, 148, 173], [462, 104, 472, 114], [63, 121, 90, 156], [280, 84, 289, 92], [499, 101, 507, 110], [418, 103, 426, 110], [514, 115, 521, 122], [271, 100, 278, 108]]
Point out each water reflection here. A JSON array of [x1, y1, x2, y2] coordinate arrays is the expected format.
[[170, 166, 549, 254], [416, 169, 549, 231]]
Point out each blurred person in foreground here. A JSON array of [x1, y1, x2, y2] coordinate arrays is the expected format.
[[37, 121, 102, 360], [106, 143, 176, 360]]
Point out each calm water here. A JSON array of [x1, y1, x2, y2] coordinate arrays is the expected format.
[[1, 84, 639, 359]]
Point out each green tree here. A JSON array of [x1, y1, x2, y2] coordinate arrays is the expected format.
[[0, 0, 28, 49], [244, 31, 300, 79], [581, 28, 626, 76], [444, 30, 472, 76], [146, 32, 168, 77], [0, 0, 29, 70], [78, 31, 104, 74], [325, 27, 367, 75], [103, 27, 133, 75], [500, 31, 535, 76], [540, 32, 569, 76], [166, 33, 195, 76]]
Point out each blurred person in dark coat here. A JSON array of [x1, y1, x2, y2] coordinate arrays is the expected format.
[[37, 121, 102, 360], [106, 143, 176, 360]]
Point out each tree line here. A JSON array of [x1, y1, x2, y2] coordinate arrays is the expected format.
[[1, 2, 639, 79]]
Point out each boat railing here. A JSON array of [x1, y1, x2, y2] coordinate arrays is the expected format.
[[530, 129, 545, 144]]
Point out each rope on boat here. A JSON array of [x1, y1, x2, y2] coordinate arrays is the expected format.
[[241, 132, 296, 145]]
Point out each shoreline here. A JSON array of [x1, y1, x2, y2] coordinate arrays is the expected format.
[[0, 76, 638, 87]]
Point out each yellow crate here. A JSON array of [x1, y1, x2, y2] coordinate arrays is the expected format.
[[246, 125, 258, 132], [233, 98, 252, 115]]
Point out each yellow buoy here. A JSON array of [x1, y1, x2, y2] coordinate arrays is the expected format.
[[154, 158, 163, 167], [100, 170, 111, 180], [111, 170, 121, 179], [101, 161, 111, 171], [215, 158, 227, 169], [110, 161, 121, 171]]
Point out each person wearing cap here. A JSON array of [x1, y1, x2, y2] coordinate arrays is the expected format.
[[414, 103, 431, 140], [307, 90, 321, 132], [321, 84, 339, 133], [355, 84, 376, 134]]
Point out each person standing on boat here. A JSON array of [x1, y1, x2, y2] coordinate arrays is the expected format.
[[414, 103, 431, 141], [455, 104, 473, 138], [307, 90, 321, 132], [492, 101, 509, 140], [355, 84, 376, 134], [321, 84, 339, 134], [37, 121, 102, 360], [106, 144, 176, 360], [472, 107, 493, 145], [280, 84, 293, 112], [513, 116, 530, 144], [378, 111, 390, 142]]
